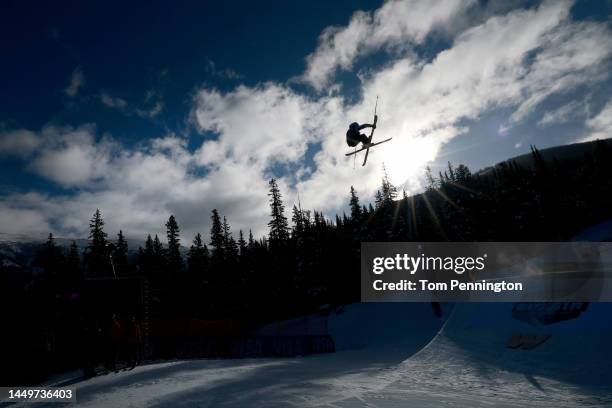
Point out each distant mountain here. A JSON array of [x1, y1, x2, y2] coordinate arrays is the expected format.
[[0, 239, 40, 268], [0, 235, 192, 269], [478, 138, 612, 175], [0, 237, 145, 269]]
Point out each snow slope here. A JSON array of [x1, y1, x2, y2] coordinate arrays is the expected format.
[[27, 303, 446, 407]]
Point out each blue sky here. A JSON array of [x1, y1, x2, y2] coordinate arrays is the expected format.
[[1, 1, 378, 139], [1, 0, 612, 241]]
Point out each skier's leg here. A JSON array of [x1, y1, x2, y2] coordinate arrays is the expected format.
[[358, 133, 371, 146], [346, 137, 359, 147]]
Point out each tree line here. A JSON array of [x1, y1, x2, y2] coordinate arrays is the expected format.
[[23, 141, 612, 320]]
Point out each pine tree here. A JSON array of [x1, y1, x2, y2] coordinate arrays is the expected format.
[[292, 205, 305, 238], [137, 234, 154, 276], [425, 166, 436, 190], [66, 240, 80, 269], [66, 240, 81, 285], [87, 209, 108, 276], [187, 233, 209, 274], [150, 234, 166, 280], [237, 230, 247, 256], [222, 216, 231, 244], [447, 161, 456, 182], [165, 215, 183, 272], [226, 235, 239, 260], [349, 186, 361, 220], [89, 209, 107, 248], [191, 233, 204, 251], [153, 234, 165, 260], [381, 167, 397, 204], [374, 190, 384, 209], [136, 246, 146, 273], [223, 216, 239, 260], [268, 178, 289, 244], [531, 145, 548, 176], [210, 209, 225, 261], [145, 234, 154, 255], [454, 164, 471, 183], [115, 230, 128, 274], [248, 229, 255, 249], [302, 210, 312, 230], [36, 233, 63, 276], [313, 211, 327, 228]]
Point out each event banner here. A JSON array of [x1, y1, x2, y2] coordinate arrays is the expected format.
[[361, 242, 612, 302]]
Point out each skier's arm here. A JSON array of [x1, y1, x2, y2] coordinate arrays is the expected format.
[[358, 123, 376, 130]]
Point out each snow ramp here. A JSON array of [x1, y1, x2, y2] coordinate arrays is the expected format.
[[376, 222, 612, 407], [328, 302, 450, 354], [384, 302, 612, 408]]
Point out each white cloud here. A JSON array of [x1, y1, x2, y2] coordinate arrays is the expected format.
[[136, 101, 163, 118], [0, 129, 40, 158], [0, 201, 52, 237], [302, 0, 478, 91], [0, 128, 276, 241], [205, 60, 244, 80], [102, 92, 164, 118], [100, 92, 128, 109], [508, 19, 612, 124], [193, 84, 319, 168], [538, 100, 583, 126], [65, 67, 85, 97], [581, 99, 612, 142], [21, 125, 113, 187]]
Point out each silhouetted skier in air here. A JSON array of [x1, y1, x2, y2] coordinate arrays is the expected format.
[[346, 121, 376, 147]]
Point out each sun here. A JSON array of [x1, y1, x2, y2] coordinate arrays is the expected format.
[[381, 135, 440, 190]]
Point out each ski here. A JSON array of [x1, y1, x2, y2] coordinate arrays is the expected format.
[[345, 136, 392, 156], [362, 114, 378, 166]]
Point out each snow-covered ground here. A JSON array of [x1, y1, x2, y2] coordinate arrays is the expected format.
[[24, 300, 612, 408], [30, 303, 447, 407], [24, 222, 612, 407]]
